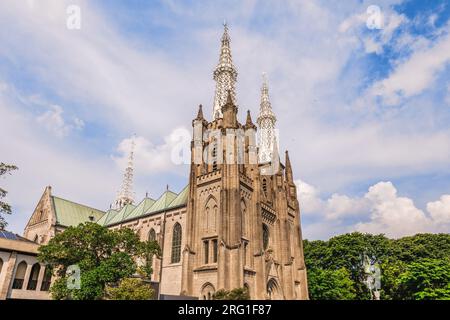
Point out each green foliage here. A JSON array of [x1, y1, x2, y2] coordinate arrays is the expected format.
[[107, 278, 155, 300], [38, 222, 160, 300], [308, 268, 356, 300], [304, 232, 391, 299], [396, 258, 450, 300], [0, 162, 18, 229], [213, 287, 250, 300], [304, 233, 450, 300]]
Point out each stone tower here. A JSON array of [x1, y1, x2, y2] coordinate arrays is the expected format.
[[180, 25, 308, 300]]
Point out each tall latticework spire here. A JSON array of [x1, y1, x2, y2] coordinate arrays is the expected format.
[[212, 22, 238, 120], [257, 73, 277, 164], [115, 136, 135, 209]]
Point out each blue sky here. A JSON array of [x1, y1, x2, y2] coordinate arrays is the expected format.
[[1, 0, 450, 239]]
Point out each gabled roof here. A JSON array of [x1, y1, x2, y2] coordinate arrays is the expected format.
[[105, 204, 136, 226], [100, 186, 189, 227], [52, 196, 105, 227], [148, 190, 178, 212], [125, 198, 156, 221], [167, 185, 189, 208]]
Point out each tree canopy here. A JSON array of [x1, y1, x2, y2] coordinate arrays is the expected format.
[[38, 222, 160, 300], [304, 232, 450, 300]]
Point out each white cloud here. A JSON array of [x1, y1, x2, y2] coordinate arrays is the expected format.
[[427, 195, 450, 225], [369, 27, 450, 105], [36, 105, 68, 138], [113, 127, 191, 176], [356, 182, 433, 237], [36, 105, 84, 138], [325, 194, 369, 220], [296, 180, 323, 214], [299, 180, 450, 239]]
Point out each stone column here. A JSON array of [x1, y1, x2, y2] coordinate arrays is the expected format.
[[37, 264, 46, 291], [0, 252, 17, 299], [22, 264, 32, 291]]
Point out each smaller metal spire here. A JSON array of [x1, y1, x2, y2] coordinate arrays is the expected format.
[[115, 135, 135, 209], [257, 73, 277, 164]]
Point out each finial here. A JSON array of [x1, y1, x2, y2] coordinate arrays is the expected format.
[[196, 104, 204, 120], [245, 110, 256, 130], [145, 191, 149, 198]]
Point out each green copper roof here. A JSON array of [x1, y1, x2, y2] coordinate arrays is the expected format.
[[125, 198, 156, 221], [106, 204, 136, 225], [146, 190, 178, 213], [167, 185, 189, 208], [99, 186, 189, 227], [52, 196, 105, 227]]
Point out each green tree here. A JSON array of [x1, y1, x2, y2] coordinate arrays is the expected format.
[[308, 268, 356, 300], [396, 258, 450, 300], [304, 232, 391, 299], [38, 222, 160, 300], [213, 287, 250, 300], [0, 162, 18, 229], [107, 278, 155, 300], [392, 234, 450, 263], [379, 259, 407, 300]]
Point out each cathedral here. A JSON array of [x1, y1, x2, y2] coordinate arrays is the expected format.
[[10, 24, 309, 300]]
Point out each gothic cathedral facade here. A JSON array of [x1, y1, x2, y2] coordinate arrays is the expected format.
[[182, 24, 308, 300], [20, 24, 308, 300]]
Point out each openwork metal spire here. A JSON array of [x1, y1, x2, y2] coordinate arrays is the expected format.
[[257, 73, 277, 164], [115, 136, 135, 209], [212, 22, 238, 120]]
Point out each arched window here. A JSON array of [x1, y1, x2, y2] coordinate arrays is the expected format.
[[40, 267, 52, 291], [201, 283, 215, 300], [267, 278, 279, 300], [12, 261, 27, 289], [27, 263, 41, 290], [262, 224, 270, 250], [241, 200, 247, 236], [148, 228, 156, 242], [171, 223, 182, 263], [205, 197, 217, 234], [0, 258, 3, 276]]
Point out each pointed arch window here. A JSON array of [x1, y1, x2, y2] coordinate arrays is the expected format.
[[40, 267, 52, 291], [171, 223, 182, 263], [205, 197, 217, 234], [148, 228, 156, 242], [27, 263, 41, 290], [262, 224, 270, 250], [12, 261, 27, 289], [241, 200, 247, 237]]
